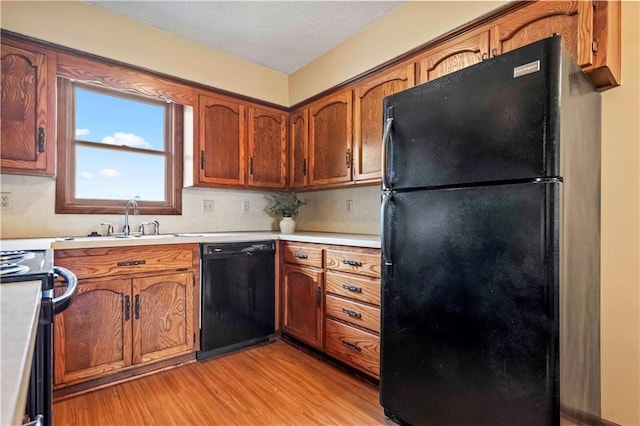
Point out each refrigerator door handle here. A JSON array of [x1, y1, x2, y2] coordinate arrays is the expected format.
[[381, 116, 394, 190], [381, 192, 393, 266]]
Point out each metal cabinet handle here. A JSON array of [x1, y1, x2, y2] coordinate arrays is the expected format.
[[381, 113, 394, 190], [302, 158, 307, 176], [294, 252, 308, 259], [125, 296, 131, 321], [342, 341, 361, 352], [200, 151, 205, 170], [134, 295, 140, 320], [37, 127, 45, 153], [117, 260, 146, 267], [316, 287, 321, 308], [492, 48, 498, 57], [342, 284, 362, 293], [342, 259, 362, 267], [345, 148, 351, 167], [342, 308, 362, 319], [249, 157, 254, 175]]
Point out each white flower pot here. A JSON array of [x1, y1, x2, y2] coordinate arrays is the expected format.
[[279, 217, 296, 234]]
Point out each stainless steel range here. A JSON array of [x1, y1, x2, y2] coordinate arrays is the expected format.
[[0, 249, 77, 426]]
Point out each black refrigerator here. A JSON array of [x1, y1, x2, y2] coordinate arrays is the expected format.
[[380, 36, 601, 426]]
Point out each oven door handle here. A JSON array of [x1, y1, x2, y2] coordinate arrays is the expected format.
[[53, 266, 78, 314]]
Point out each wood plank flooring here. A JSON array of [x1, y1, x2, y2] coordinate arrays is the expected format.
[[53, 340, 388, 425]]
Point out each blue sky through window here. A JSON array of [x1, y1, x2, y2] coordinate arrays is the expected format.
[[74, 88, 166, 201]]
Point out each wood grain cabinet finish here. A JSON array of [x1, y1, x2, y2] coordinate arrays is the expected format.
[[0, 39, 56, 176], [281, 263, 324, 349], [247, 107, 287, 188], [53, 245, 197, 388], [325, 248, 381, 279], [54, 278, 132, 386], [289, 108, 309, 189], [309, 90, 353, 186], [325, 319, 380, 377], [197, 93, 246, 186], [417, 29, 490, 83], [353, 64, 415, 182], [325, 271, 380, 306]]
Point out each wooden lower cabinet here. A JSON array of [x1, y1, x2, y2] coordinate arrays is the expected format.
[[53, 245, 198, 390], [281, 263, 323, 349], [325, 319, 380, 378], [54, 278, 132, 385]]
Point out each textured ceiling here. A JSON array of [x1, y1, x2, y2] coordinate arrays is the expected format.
[[87, 1, 404, 74]]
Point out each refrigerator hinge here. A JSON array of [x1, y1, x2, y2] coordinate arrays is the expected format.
[[592, 40, 598, 54]]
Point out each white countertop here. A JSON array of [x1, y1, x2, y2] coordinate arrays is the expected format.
[[0, 281, 42, 426], [1, 231, 380, 251]]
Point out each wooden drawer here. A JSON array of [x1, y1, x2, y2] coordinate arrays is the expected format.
[[282, 243, 323, 268], [325, 271, 380, 306], [325, 319, 380, 378], [325, 249, 380, 278], [54, 245, 194, 280], [325, 295, 380, 333]]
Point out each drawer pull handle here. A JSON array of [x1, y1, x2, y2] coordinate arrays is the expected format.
[[342, 284, 362, 293], [117, 260, 146, 267], [342, 259, 363, 267], [134, 295, 140, 320], [342, 341, 361, 352], [124, 295, 131, 321], [342, 308, 361, 319], [294, 253, 308, 259]]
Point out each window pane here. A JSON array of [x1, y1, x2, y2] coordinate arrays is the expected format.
[[75, 88, 165, 151], [76, 146, 166, 201]]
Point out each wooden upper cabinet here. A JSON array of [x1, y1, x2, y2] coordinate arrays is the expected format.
[[289, 108, 309, 189], [0, 40, 56, 176], [417, 29, 490, 83], [54, 278, 132, 386], [353, 63, 415, 182], [132, 272, 194, 365], [309, 90, 353, 186], [197, 93, 246, 186], [491, 1, 594, 67], [247, 107, 287, 188]]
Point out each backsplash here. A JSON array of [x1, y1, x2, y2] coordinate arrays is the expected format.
[[0, 174, 381, 239]]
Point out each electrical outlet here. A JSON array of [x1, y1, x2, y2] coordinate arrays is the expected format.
[[346, 199, 353, 213], [242, 201, 250, 213], [201, 199, 214, 214], [1, 192, 12, 210]]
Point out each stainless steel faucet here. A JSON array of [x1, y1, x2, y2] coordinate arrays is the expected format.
[[123, 199, 139, 236]]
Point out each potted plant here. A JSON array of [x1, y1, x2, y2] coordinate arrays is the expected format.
[[267, 192, 308, 233]]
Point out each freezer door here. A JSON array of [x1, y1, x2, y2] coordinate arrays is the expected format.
[[380, 182, 559, 426], [383, 36, 562, 190]]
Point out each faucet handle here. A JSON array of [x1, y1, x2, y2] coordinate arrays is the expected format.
[[151, 220, 160, 235], [100, 222, 114, 236]]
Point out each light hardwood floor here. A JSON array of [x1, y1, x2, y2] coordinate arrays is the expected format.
[[53, 340, 387, 425]]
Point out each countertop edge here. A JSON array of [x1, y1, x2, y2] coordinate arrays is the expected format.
[[0, 281, 42, 426]]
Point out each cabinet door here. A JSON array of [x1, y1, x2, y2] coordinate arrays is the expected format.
[[0, 41, 55, 176], [491, 1, 593, 67], [353, 64, 415, 182], [197, 94, 246, 186], [247, 107, 287, 188], [132, 272, 194, 365], [281, 264, 324, 349], [289, 108, 309, 189], [309, 90, 353, 186], [417, 29, 490, 83], [54, 279, 132, 386]]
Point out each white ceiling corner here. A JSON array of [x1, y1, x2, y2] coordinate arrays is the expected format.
[[86, 1, 405, 74]]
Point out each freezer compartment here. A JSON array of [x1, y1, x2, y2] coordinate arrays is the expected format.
[[383, 36, 562, 190], [380, 182, 560, 425]]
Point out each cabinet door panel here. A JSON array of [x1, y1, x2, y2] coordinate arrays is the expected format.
[[354, 64, 415, 181], [418, 29, 489, 83], [309, 90, 352, 186], [133, 272, 194, 365], [289, 108, 309, 189], [54, 279, 132, 386], [198, 94, 245, 186], [281, 264, 323, 349], [491, 1, 593, 67], [248, 107, 287, 188], [0, 41, 55, 175]]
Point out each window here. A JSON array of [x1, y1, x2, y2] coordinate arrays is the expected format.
[[56, 79, 183, 214]]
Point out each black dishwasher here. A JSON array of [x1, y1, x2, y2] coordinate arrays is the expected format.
[[197, 241, 276, 360]]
